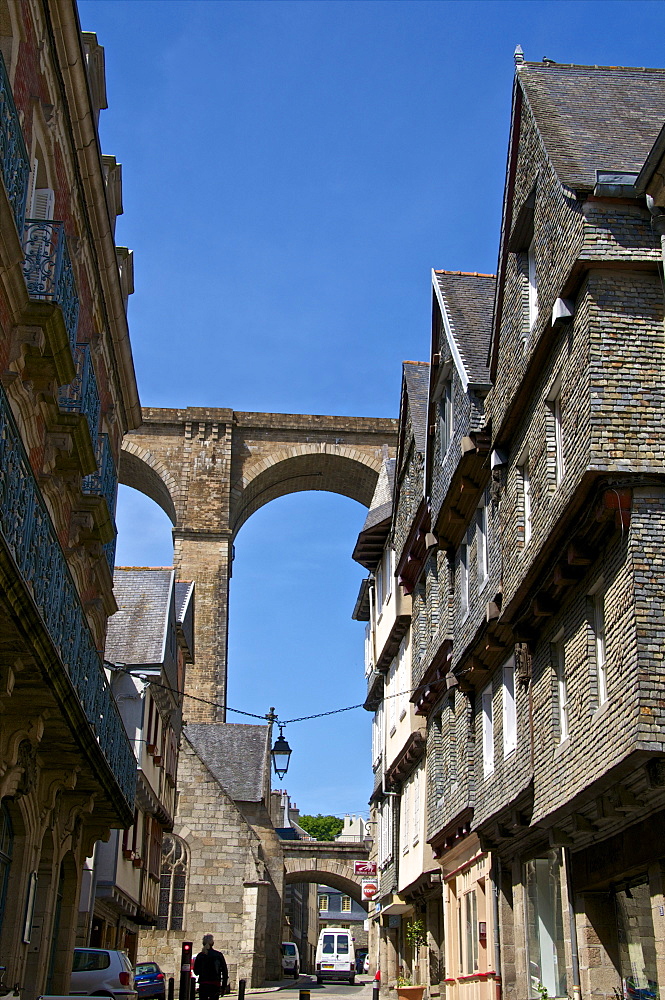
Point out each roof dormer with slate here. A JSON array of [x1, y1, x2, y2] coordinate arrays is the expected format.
[[427, 272, 495, 549], [490, 58, 665, 442]]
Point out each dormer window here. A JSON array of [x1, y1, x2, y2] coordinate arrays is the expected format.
[[439, 377, 453, 458]]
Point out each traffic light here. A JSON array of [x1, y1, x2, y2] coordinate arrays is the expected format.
[[179, 942, 193, 1000]]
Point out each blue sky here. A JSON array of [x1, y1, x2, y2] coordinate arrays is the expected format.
[[81, 0, 665, 819]]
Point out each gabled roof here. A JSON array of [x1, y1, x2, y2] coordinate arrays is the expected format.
[[106, 567, 175, 665], [518, 62, 665, 192], [185, 723, 271, 803], [175, 580, 195, 662], [352, 458, 395, 570], [402, 361, 430, 454], [432, 271, 495, 388]]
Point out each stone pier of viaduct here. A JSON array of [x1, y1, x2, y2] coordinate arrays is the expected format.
[[119, 407, 398, 719]]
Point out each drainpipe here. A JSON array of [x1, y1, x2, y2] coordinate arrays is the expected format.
[[563, 848, 582, 1000], [491, 858, 502, 1000]]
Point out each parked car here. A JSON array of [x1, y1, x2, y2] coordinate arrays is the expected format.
[[363, 954, 371, 974], [281, 942, 300, 978], [70, 948, 137, 1000], [355, 949, 368, 974], [134, 963, 166, 1000]]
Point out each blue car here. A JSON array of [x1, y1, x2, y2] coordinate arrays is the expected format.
[[134, 963, 166, 1000]]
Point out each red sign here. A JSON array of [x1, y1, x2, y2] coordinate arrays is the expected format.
[[354, 860, 377, 877], [362, 879, 378, 900]]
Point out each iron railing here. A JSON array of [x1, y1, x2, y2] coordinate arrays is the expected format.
[[83, 433, 118, 523], [58, 343, 101, 445], [0, 384, 136, 809], [103, 532, 117, 574], [0, 51, 29, 231], [22, 219, 80, 354]]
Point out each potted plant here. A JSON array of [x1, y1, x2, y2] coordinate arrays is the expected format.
[[395, 976, 426, 1000]]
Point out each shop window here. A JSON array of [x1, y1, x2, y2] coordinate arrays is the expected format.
[[616, 879, 659, 1000], [157, 834, 188, 930], [0, 803, 12, 935], [524, 850, 567, 999], [457, 889, 478, 975]]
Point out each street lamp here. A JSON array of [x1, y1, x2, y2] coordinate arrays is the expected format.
[[271, 725, 292, 780]]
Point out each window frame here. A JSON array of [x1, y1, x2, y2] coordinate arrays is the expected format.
[[477, 500, 489, 591], [481, 682, 494, 778], [502, 655, 517, 758]]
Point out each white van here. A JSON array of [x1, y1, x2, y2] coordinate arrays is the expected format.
[[315, 927, 355, 984], [281, 941, 300, 978]]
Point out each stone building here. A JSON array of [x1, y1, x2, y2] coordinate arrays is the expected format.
[[356, 53, 665, 1000], [0, 3, 139, 997], [139, 723, 284, 988], [84, 569, 194, 960]]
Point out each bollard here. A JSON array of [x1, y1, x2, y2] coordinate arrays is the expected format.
[[373, 984, 380, 1000], [299, 990, 311, 1000], [238, 980, 246, 1000], [168, 979, 175, 1000]]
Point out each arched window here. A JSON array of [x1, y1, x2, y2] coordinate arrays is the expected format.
[[157, 835, 187, 930], [0, 804, 13, 934]]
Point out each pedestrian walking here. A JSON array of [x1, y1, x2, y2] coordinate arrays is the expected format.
[[194, 934, 228, 1000]]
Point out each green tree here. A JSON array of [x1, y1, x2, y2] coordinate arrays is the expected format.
[[298, 814, 344, 841]]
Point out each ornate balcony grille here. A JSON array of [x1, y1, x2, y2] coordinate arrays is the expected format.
[[83, 433, 118, 522], [22, 220, 80, 353], [0, 51, 29, 231], [103, 532, 117, 574], [0, 384, 136, 809], [58, 343, 101, 445]]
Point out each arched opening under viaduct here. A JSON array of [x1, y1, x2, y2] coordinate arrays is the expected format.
[[284, 868, 367, 908]]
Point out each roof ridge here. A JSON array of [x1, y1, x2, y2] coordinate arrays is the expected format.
[[433, 270, 496, 277], [522, 61, 665, 73], [402, 359, 429, 365], [115, 565, 175, 571]]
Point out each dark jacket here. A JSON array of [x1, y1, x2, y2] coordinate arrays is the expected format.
[[194, 948, 228, 987]]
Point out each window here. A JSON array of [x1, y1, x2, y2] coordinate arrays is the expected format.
[[319, 895, 329, 912], [377, 546, 393, 609], [398, 635, 409, 719], [481, 682, 494, 777], [388, 657, 397, 733], [502, 656, 517, 757], [554, 638, 568, 742], [157, 834, 188, 930], [592, 591, 608, 706], [341, 896, 352, 912], [527, 237, 538, 328], [372, 703, 384, 770], [412, 768, 421, 846], [477, 501, 489, 589], [460, 540, 469, 616], [378, 798, 393, 867], [520, 455, 532, 544], [524, 851, 567, 999], [401, 780, 410, 852], [548, 381, 565, 486], [440, 379, 453, 458], [322, 934, 335, 954]]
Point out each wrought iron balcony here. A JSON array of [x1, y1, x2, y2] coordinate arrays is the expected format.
[[22, 219, 80, 354], [0, 384, 136, 809], [83, 433, 118, 523], [58, 343, 101, 445], [0, 51, 29, 231], [104, 532, 117, 574]]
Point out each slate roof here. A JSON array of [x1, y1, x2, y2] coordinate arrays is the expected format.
[[433, 271, 495, 386], [185, 723, 270, 802], [518, 62, 665, 191], [402, 361, 430, 454], [106, 567, 175, 665]]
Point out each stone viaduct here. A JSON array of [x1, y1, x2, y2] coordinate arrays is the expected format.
[[120, 407, 398, 720]]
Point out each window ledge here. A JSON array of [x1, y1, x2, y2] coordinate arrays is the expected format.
[[399, 709, 407, 722], [592, 699, 610, 723]]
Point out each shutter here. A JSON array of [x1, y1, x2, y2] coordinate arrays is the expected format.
[[32, 187, 55, 220]]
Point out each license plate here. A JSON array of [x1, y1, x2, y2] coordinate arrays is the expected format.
[[322, 965, 334, 969]]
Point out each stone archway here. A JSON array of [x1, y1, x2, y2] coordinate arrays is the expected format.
[[122, 406, 397, 719], [284, 861, 366, 905]]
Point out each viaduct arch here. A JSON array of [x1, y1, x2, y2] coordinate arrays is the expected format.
[[282, 840, 371, 905], [120, 407, 398, 719]]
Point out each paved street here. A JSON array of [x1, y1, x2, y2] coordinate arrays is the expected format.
[[247, 974, 377, 1000]]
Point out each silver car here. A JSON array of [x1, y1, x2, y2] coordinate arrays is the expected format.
[[70, 948, 137, 1000]]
